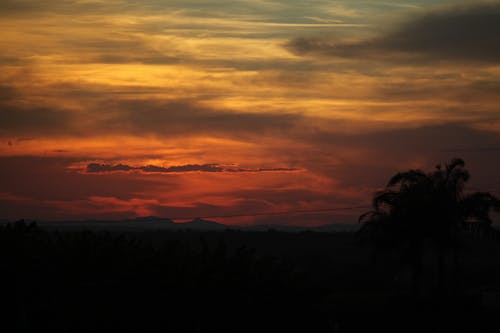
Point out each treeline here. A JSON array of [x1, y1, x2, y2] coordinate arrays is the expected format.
[[0, 221, 328, 333], [2, 220, 500, 332]]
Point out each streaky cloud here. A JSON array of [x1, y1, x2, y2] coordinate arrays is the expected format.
[[286, 3, 500, 63]]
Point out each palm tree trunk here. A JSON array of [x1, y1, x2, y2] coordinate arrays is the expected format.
[[411, 241, 422, 298], [451, 242, 459, 296], [437, 246, 446, 298]]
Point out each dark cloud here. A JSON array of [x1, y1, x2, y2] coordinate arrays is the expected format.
[[87, 163, 134, 173], [0, 81, 303, 137], [372, 78, 500, 103], [0, 0, 54, 13], [141, 164, 223, 173], [99, 98, 303, 138], [93, 54, 179, 65], [0, 85, 76, 136], [286, 3, 500, 63], [441, 147, 500, 153], [470, 80, 500, 95], [0, 56, 21, 65], [0, 85, 16, 101], [63, 38, 180, 65], [302, 123, 500, 162], [227, 167, 299, 172], [0, 104, 72, 136], [86, 163, 298, 174], [0, 0, 127, 16]]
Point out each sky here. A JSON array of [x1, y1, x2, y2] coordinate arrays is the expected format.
[[1, 0, 500, 225]]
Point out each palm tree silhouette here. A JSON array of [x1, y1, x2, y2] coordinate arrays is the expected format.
[[359, 158, 500, 298]]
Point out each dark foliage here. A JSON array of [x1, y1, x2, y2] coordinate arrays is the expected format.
[[2, 214, 500, 332], [0, 221, 330, 333], [359, 158, 500, 300]]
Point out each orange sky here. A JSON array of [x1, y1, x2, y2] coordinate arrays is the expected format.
[[1, 0, 500, 225]]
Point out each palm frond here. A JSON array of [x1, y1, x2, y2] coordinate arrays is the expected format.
[[387, 170, 426, 188], [372, 190, 400, 210], [461, 192, 500, 221], [445, 158, 465, 174]]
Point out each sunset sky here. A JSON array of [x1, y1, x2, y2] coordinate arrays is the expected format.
[[1, 0, 500, 225]]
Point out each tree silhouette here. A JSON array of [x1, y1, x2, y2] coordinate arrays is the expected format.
[[359, 158, 500, 297]]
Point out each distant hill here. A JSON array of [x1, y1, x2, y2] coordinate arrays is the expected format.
[[130, 216, 176, 224], [2, 216, 360, 233], [174, 218, 229, 231]]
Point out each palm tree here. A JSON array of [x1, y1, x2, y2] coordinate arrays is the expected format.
[[359, 158, 500, 297]]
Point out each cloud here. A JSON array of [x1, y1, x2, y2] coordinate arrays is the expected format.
[[0, 104, 73, 136], [87, 163, 134, 173], [64, 38, 181, 65], [0, 0, 128, 16], [286, 3, 500, 63], [85, 163, 299, 174], [0, 85, 77, 136], [0, 85, 16, 101], [0, 80, 304, 138], [97, 98, 304, 138]]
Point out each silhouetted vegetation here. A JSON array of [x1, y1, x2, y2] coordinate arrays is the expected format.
[[2, 220, 500, 332], [359, 158, 500, 327], [1, 221, 336, 332]]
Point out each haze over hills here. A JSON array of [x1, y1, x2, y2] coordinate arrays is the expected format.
[[1, 216, 360, 233]]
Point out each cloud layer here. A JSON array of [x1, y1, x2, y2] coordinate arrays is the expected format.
[[287, 3, 500, 63]]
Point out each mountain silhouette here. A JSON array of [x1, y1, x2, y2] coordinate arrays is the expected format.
[[177, 218, 228, 230], [5, 217, 362, 233], [129, 216, 175, 224]]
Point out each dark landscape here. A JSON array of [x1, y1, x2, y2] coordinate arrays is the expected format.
[[3, 1, 500, 332], [3, 218, 500, 332]]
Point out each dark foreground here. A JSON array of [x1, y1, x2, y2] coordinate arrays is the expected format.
[[2, 221, 500, 332]]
